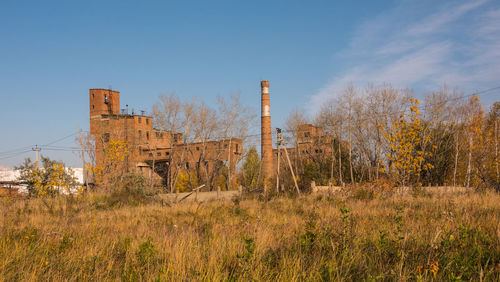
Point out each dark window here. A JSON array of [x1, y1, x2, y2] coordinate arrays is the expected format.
[[224, 144, 228, 149], [138, 117, 142, 123], [149, 153, 153, 157], [92, 105, 95, 109], [196, 147, 200, 151], [235, 144, 239, 153], [104, 94, 107, 104], [157, 152, 161, 156], [103, 133, 110, 143], [146, 131, 150, 140], [185, 162, 189, 170], [92, 93, 94, 99], [166, 152, 170, 156], [146, 119, 149, 125], [138, 130, 142, 141], [304, 132, 310, 138]]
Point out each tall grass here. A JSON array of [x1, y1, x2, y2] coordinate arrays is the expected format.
[[1, 190, 499, 280]]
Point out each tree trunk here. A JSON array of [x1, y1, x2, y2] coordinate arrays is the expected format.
[[453, 134, 459, 187], [338, 133, 343, 186], [495, 119, 499, 183], [348, 126, 354, 184], [375, 122, 381, 180], [466, 135, 472, 187], [227, 136, 233, 191], [330, 140, 335, 181]]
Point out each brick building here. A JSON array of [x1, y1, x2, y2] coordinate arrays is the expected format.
[[274, 124, 334, 167], [89, 88, 242, 188]]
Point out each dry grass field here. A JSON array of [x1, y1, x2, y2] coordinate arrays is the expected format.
[[1, 188, 499, 281]]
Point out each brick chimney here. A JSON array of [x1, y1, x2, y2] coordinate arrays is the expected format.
[[261, 80, 274, 189]]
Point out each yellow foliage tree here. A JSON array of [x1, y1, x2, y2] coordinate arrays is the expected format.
[[16, 156, 79, 197], [87, 139, 132, 190], [465, 97, 500, 190], [174, 170, 199, 192], [382, 98, 434, 187], [30, 164, 73, 196]]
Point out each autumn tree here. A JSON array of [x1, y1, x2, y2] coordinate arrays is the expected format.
[[365, 84, 411, 181], [467, 98, 500, 190], [484, 102, 500, 190], [88, 139, 133, 190], [239, 146, 262, 191], [382, 98, 434, 187], [460, 95, 484, 187], [16, 156, 79, 197]]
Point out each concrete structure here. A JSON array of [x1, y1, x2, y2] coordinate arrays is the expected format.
[[260, 80, 274, 187], [89, 88, 242, 188]]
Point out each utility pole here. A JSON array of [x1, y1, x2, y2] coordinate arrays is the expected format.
[[32, 145, 41, 168], [78, 126, 89, 190], [277, 128, 300, 195]]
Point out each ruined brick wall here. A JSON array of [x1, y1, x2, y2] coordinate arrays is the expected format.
[[273, 124, 333, 171], [89, 88, 243, 188]]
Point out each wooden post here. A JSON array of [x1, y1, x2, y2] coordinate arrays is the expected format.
[[78, 126, 89, 190], [32, 145, 41, 168], [277, 129, 300, 195], [276, 129, 281, 193]]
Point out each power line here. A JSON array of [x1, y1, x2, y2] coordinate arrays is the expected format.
[[0, 131, 83, 157], [321, 85, 500, 127], [43, 131, 79, 146], [0, 150, 32, 161], [0, 148, 34, 157], [1, 85, 498, 160], [0, 146, 32, 155]]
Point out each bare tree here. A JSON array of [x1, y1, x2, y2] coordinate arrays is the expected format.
[[338, 85, 358, 184], [285, 108, 308, 176], [191, 101, 219, 189], [152, 93, 184, 192], [316, 96, 344, 185], [217, 93, 255, 190]]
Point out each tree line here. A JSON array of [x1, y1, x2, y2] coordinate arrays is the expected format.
[[275, 84, 499, 190], [15, 84, 499, 197]]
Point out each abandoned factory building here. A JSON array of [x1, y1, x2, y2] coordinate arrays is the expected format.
[[273, 124, 334, 167], [89, 88, 242, 186]]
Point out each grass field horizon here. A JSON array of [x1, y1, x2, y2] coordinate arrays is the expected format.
[[1, 187, 499, 281]]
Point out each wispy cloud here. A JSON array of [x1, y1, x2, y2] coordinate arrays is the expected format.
[[310, 0, 500, 111]]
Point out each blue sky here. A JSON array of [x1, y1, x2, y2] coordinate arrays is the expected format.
[[1, 0, 499, 167]]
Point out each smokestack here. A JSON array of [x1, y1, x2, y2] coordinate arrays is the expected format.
[[261, 80, 274, 188]]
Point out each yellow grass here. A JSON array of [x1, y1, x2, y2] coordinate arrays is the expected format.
[[0, 190, 499, 280]]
